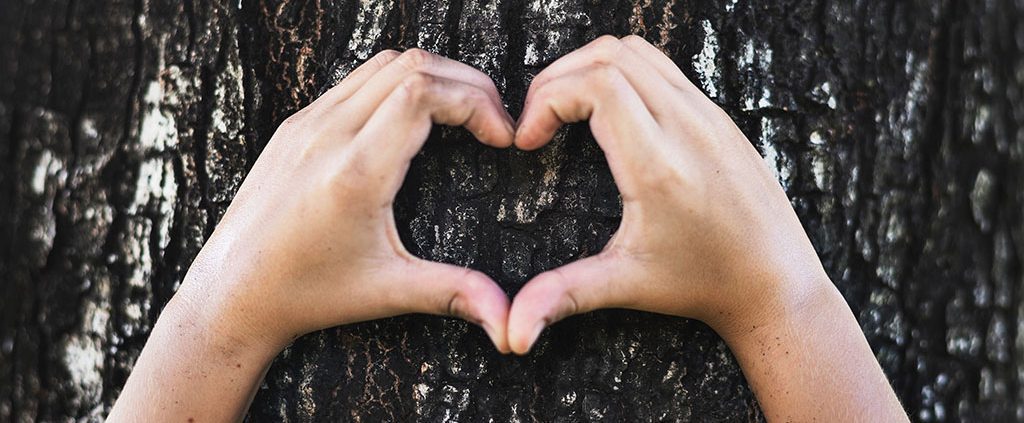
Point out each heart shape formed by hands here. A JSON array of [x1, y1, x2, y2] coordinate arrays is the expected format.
[[341, 35, 829, 357], [169, 34, 818, 362], [113, 33, 907, 423]]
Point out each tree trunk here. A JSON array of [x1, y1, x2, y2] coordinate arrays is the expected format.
[[2, 0, 1023, 421]]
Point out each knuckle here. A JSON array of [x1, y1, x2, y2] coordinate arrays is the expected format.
[[445, 290, 464, 318], [589, 35, 623, 65], [536, 270, 579, 322], [620, 34, 651, 49], [397, 48, 435, 70], [592, 34, 621, 48], [367, 49, 402, 70], [588, 63, 627, 91], [445, 269, 480, 318], [528, 73, 548, 90], [398, 71, 436, 102], [276, 108, 313, 137], [462, 85, 488, 105], [373, 48, 401, 63], [531, 81, 560, 105], [280, 108, 308, 127]]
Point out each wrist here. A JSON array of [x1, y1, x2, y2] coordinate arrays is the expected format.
[[160, 287, 286, 363], [169, 258, 295, 359], [112, 284, 283, 421], [708, 267, 839, 345]]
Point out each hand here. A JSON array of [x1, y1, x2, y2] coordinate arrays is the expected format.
[[181, 49, 516, 353], [110, 49, 517, 421], [506, 35, 907, 422], [508, 35, 828, 351]]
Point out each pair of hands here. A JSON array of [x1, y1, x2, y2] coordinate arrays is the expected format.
[[112, 35, 908, 422], [178, 35, 828, 355]]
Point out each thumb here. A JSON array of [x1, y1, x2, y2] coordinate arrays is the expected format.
[[508, 253, 635, 355], [396, 259, 511, 353]]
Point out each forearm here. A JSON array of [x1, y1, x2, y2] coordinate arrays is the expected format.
[[107, 290, 281, 422], [717, 279, 907, 422]]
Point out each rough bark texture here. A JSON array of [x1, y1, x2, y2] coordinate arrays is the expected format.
[[2, 0, 1024, 421]]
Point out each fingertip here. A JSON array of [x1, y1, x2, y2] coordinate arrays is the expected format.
[[507, 280, 558, 354], [462, 271, 512, 353], [479, 321, 510, 354], [510, 321, 545, 355], [405, 262, 513, 352], [483, 303, 512, 355], [490, 100, 516, 149], [472, 99, 515, 149], [513, 124, 545, 151], [496, 119, 516, 149], [513, 98, 560, 151]]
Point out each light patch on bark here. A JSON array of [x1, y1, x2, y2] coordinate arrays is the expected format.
[[31, 149, 60, 195], [738, 38, 756, 69], [811, 152, 831, 191], [509, 403, 523, 423], [628, 0, 652, 35], [897, 51, 929, 157], [739, 38, 775, 110], [440, 384, 470, 421], [809, 130, 826, 145], [874, 192, 907, 289], [523, 29, 570, 67], [298, 356, 318, 418], [946, 291, 984, 357], [970, 168, 996, 232], [818, 81, 838, 109], [62, 277, 110, 410], [347, 0, 396, 59], [212, 38, 245, 140], [131, 158, 177, 250], [413, 383, 432, 415], [661, 361, 679, 382], [655, 0, 678, 49], [140, 78, 180, 152], [523, 42, 541, 66], [693, 20, 720, 98], [758, 117, 792, 189], [522, 0, 589, 66], [125, 219, 152, 291], [457, 0, 508, 85]]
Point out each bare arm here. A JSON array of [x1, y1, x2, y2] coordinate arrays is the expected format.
[[506, 35, 908, 422], [107, 49, 516, 421]]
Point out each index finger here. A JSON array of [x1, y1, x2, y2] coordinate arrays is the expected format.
[[346, 73, 516, 197], [520, 63, 664, 174]]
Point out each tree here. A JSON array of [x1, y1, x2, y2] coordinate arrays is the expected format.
[[2, 0, 1022, 421]]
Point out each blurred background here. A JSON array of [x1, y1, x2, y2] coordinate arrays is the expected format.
[[1, 0, 1022, 421]]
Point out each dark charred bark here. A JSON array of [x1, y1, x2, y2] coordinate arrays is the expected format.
[[2, 0, 1023, 421]]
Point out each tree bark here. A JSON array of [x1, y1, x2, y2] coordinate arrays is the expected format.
[[2, 0, 1023, 421]]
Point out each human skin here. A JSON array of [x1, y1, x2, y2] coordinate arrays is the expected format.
[[108, 38, 908, 422], [107, 48, 517, 422], [507, 35, 909, 422]]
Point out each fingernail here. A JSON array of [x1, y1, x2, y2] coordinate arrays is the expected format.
[[512, 122, 528, 144], [503, 120, 515, 138]]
